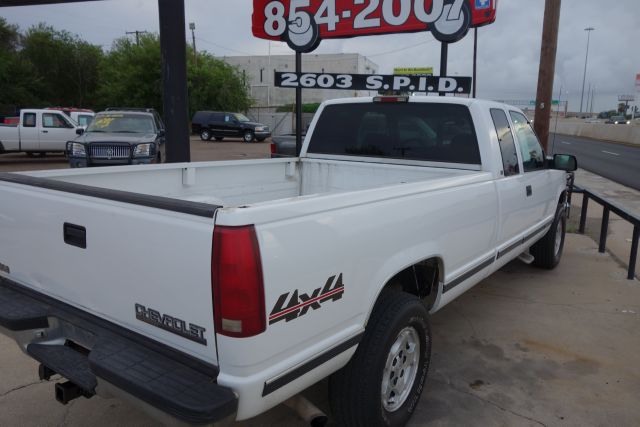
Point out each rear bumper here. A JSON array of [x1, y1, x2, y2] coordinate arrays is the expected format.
[[0, 277, 237, 425]]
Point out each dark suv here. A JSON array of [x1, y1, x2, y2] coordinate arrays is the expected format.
[[67, 108, 165, 168], [191, 111, 271, 142]]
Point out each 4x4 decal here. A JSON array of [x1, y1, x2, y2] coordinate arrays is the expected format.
[[269, 274, 344, 325]]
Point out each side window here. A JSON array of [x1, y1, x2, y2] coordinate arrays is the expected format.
[[509, 111, 545, 172], [490, 109, 519, 176], [23, 113, 36, 127], [224, 114, 231, 123], [42, 113, 71, 129]]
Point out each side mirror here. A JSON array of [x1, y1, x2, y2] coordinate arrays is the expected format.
[[158, 130, 165, 137], [76, 128, 85, 136], [552, 154, 577, 172]]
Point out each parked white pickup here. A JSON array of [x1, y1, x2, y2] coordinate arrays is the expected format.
[[0, 109, 81, 154], [0, 97, 576, 426]]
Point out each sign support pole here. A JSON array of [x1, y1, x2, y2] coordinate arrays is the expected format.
[[296, 51, 303, 157], [472, 28, 478, 98], [439, 42, 448, 97], [158, 0, 190, 163]]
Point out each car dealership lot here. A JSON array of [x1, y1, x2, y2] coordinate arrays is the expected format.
[[0, 136, 272, 172]]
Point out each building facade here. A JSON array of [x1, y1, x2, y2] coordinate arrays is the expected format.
[[224, 53, 379, 107]]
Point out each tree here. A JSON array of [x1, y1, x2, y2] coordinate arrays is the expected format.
[[188, 50, 251, 115], [20, 23, 102, 108], [0, 18, 42, 113], [97, 33, 251, 116], [96, 34, 163, 112]]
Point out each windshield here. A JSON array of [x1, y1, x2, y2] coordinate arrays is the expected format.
[[87, 113, 155, 133], [308, 102, 480, 164], [234, 113, 251, 122], [611, 116, 625, 121]]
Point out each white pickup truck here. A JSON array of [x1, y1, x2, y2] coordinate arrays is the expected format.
[[0, 97, 576, 426], [0, 109, 81, 155]]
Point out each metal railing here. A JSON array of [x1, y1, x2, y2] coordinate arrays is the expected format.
[[569, 184, 640, 280]]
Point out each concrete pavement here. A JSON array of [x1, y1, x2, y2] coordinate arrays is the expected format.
[[1, 233, 638, 426], [570, 169, 640, 281]]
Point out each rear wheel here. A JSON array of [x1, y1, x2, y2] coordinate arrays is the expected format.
[[531, 206, 566, 269], [200, 129, 211, 141], [330, 290, 431, 427], [243, 130, 254, 143]]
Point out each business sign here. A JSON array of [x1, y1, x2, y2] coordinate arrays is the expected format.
[[529, 100, 560, 106], [275, 71, 471, 93], [253, 0, 498, 52], [619, 95, 635, 102], [393, 67, 434, 75]]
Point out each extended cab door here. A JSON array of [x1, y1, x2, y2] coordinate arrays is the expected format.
[[492, 109, 556, 252], [39, 111, 77, 151]]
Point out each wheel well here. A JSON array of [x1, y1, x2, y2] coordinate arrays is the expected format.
[[382, 257, 443, 310]]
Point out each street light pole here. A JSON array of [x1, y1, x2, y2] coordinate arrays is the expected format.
[[579, 27, 595, 113]]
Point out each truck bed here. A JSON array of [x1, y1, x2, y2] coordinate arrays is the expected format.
[[24, 157, 486, 207]]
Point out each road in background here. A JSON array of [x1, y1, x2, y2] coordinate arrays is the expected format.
[[550, 133, 640, 191]]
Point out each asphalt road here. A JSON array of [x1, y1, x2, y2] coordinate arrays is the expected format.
[[550, 133, 640, 191]]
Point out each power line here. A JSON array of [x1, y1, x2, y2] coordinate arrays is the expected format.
[[125, 30, 148, 46]]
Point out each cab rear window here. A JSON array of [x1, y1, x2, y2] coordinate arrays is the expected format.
[[307, 103, 480, 164]]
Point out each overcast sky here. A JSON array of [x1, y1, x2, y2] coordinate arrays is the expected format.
[[1, 0, 639, 113]]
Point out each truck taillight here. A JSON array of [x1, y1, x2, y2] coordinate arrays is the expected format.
[[373, 96, 409, 103], [269, 143, 276, 154], [212, 225, 266, 338]]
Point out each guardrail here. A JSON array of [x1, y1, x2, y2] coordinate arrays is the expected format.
[[569, 184, 640, 280]]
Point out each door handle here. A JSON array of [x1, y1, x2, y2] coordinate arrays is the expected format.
[[41, 130, 48, 133], [526, 185, 533, 197], [63, 223, 86, 249]]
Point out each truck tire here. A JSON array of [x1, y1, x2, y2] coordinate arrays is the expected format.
[[329, 289, 431, 427], [531, 206, 566, 269], [243, 130, 255, 143], [200, 129, 211, 141]]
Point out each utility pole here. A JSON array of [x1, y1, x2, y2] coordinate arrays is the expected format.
[[533, 0, 561, 152], [579, 27, 595, 113], [189, 22, 197, 66], [585, 83, 591, 116], [126, 30, 148, 46], [590, 86, 595, 114]]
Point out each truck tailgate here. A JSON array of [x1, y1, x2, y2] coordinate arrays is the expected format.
[[0, 175, 219, 365]]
